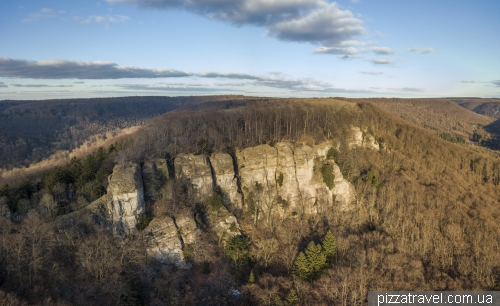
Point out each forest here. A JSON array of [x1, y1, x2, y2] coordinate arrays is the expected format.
[[1, 96, 500, 305], [0, 95, 246, 170]]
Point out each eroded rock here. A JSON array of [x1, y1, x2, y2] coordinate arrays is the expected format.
[[106, 163, 145, 237], [210, 153, 242, 209]]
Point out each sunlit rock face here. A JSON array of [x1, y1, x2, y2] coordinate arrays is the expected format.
[[236, 142, 355, 219], [210, 153, 242, 209], [349, 127, 380, 150], [145, 216, 186, 268], [106, 163, 145, 237]]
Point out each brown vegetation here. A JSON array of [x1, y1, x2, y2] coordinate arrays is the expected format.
[[1, 97, 500, 304]]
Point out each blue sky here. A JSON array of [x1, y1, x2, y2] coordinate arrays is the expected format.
[[0, 0, 499, 100]]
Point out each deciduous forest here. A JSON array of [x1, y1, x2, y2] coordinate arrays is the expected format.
[[1, 96, 500, 305]]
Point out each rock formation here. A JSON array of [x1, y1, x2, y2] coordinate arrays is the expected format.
[[174, 154, 213, 201], [96, 139, 360, 267], [210, 153, 242, 209], [106, 163, 145, 237], [349, 127, 380, 150]]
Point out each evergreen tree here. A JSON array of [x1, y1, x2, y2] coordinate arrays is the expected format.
[[248, 270, 255, 284], [305, 241, 327, 280], [293, 251, 310, 280], [81, 154, 97, 182], [224, 236, 249, 265], [286, 289, 299, 305], [322, 230, 337, 264]]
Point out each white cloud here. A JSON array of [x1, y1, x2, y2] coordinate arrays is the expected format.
[[267, 2, 365, 46], [492, 80, 500, 87], [460, 80, 475, 83], [365, 58, 394, 65], [108, 0, 369, 51], [370, 46, 393, 55], [74, 15, 130, 24], [312, 46, 358, 55], [407, 47, 434, 54], [359, 71, 383, 75], [21, 8, 65, 23]]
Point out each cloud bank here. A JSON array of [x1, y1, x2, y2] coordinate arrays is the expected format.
[[107, 0, 367, 54], [0, 58, 191, 79]]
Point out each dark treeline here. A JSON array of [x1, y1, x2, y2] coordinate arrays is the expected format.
[[128, 99, 359, 160]]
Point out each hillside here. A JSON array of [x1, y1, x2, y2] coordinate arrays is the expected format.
[[449, 98, 500, 118], [343, 98, 495, 145], [0, 95, 247, 170], [1, 97, 500, 305]]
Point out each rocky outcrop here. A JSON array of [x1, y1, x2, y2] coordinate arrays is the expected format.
[[349, 127, 380, 150], [106, 163, 145, 237], [236, 142, 355, 219], [94, 140, 356, 267], [174, 154, 213, 201], [210, 153, 242, 209], [145, 210, 199, 268], [145, 216, 186, 267], [208, 207, 242, 245]]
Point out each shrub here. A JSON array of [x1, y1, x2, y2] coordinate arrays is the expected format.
[[136, 213, 152, 231], [326, 147, 338, 160], [277, 173, 284, 187], [321, 164, 335, 190]]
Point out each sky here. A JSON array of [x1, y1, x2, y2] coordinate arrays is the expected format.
[[0, 0, 499, 100]]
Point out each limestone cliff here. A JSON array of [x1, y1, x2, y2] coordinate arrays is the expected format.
[[106, 163, 145, 237], [94, 139, 357, 267], [236, 142, 355, 219], [210, 153, 242, 209], [174, 154, 213, 201], [349, 127, 380, 150]]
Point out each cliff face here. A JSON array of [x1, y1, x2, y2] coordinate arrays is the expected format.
[[237, 142, 355, 218], [101, 137, 365, 266], [210, 153, 242, 209], [349, 127, 380, 150], [174, 154, 213, 201], [106, 163, 145, 237]]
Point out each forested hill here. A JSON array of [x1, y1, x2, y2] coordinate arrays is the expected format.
[[0, 95, 246, 170], [1, 97, 500, 304]]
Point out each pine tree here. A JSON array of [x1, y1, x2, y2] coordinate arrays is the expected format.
[[305, 241, 327, 280], [293, 251, 310, 280], [248, 270, 255, 284], [322, 230, 337, 264], [286, 289, 299, 305]]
